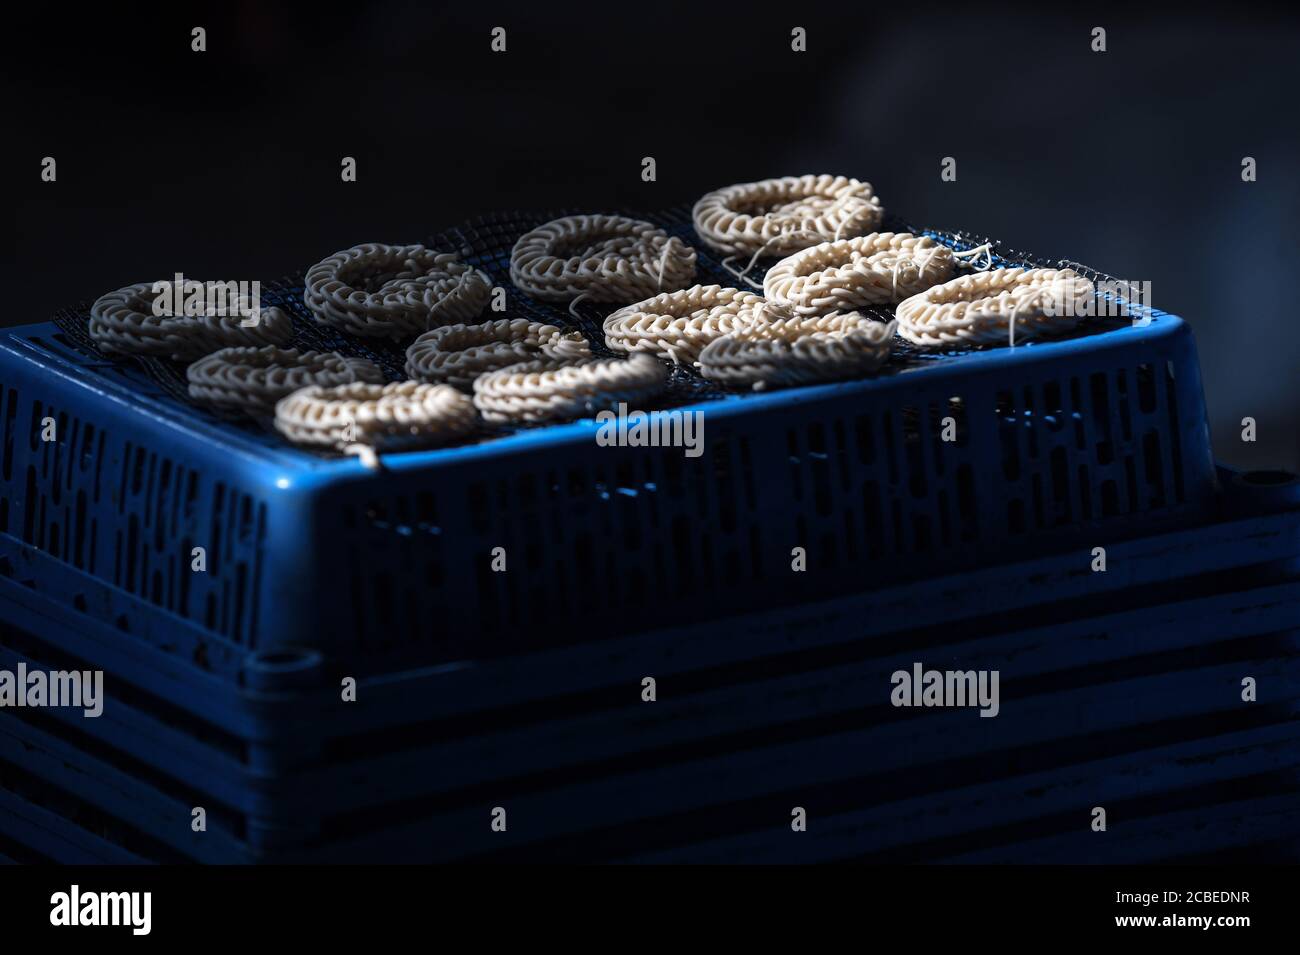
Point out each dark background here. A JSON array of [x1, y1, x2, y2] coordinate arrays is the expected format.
[[7, 2, 1299, 470]]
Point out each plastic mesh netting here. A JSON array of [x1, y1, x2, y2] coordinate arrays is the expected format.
[[49, 204, 1139, 441]]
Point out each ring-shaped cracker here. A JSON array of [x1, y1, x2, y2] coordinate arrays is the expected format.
[[187, 346, 385, 415], [698, 313, 896, 390], [304, 243, 491, 339], [509, 215, 697, 303], [603, 284, 764, 364], [895, 268, 1094, 347], [274, 380, 477, 451], [692, 175, 883, 257], [471, 353, 669, 424], [763, 233, 956, 314], [404, 318, 592, 389], [89, 282, 294, 360]]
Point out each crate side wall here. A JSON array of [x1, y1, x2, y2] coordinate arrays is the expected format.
[[0, 342, 297, 648]]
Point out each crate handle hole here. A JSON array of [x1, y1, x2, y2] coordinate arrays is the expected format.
[[247, 648, 321, 671]]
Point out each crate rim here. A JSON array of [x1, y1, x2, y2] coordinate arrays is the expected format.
[[3, 306, 1190, 484]]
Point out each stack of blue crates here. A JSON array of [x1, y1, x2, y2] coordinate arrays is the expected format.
[[1, 208, 1297, 863]]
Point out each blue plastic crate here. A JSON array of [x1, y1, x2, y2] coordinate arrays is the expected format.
[[1, 483, 1297, 862], [0, 209, 1218, 667], [3, 607, 1298, 863], [5, 207, 1293, 864]]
